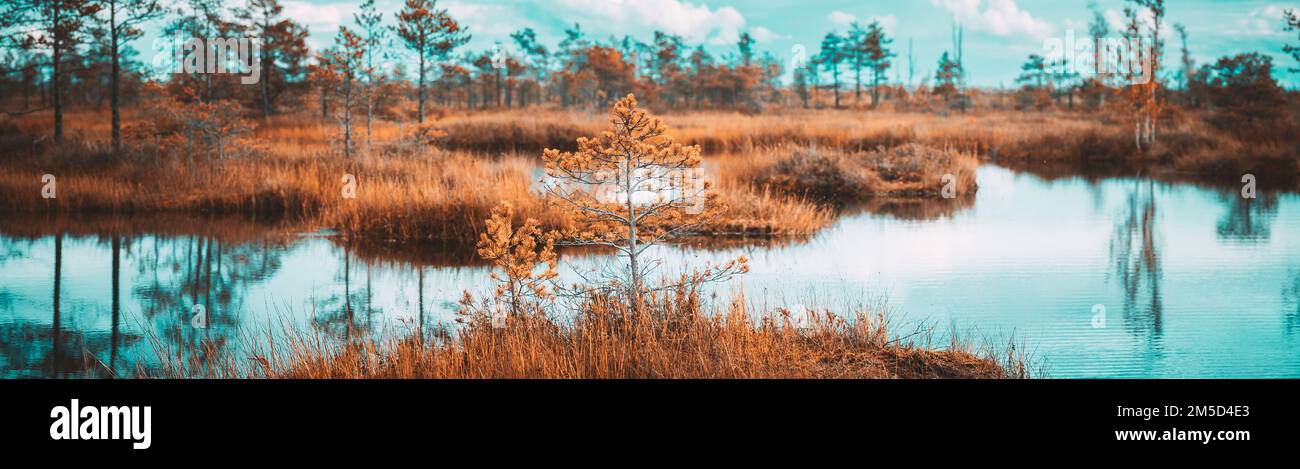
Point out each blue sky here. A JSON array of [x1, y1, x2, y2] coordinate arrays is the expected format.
[[146, 0, 1300, 87]]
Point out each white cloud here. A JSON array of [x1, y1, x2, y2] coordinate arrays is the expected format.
[[1229, 5, 1293, 37], [1103, 7, 1176, 40], [555, 0, 746, 45], [829, 11, 858, 28], [281, 1, 344, 28], [981, 0, 1051, 37], [873, 15, 899, 35], [445, 1, 520, 37], [749, 26, 787, 43], [934, 0, 981, 19], [829, 11, 898, 35], [930, 0, 1052, 38], [1103, 8, 1125, 32]]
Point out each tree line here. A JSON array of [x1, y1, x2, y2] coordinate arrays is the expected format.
[[1008, 1, 1296, 149], [1, 0, 1297, 152]]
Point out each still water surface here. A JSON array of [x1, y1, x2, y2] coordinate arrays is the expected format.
[[3, 165, 1298, 378]]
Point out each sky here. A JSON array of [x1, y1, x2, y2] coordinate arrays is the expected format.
[[142, 0, 1300, 87]]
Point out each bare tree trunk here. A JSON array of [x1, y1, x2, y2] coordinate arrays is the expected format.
[[854, 64, 862, 105], [416, 53, 426, 124], [364, 44, 374, 152], [871, 72, 881, 109], [52, 2, 64, 143], [1135, 120, 1142, 151], [260, 54, 271, 118], [344, 249, 352, 337], [1147, 114, 1157, 145], [110, 1, 121, 152], [51, 230, 62, 373], [832, 69, 841, 109], [623, 157, 640, 305], [110, 234, 121, 372], [344, 84, 352, 158], [495, 69, 502, 108], [417, 268, 424, 343]]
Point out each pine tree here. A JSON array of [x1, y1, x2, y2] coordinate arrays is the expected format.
[[815, 32, 845, 108], [99, 0, 162, 152], [510, 28, 548, 106], [1087, 0, 1110, 109], [238, 0, 308, 119], [1016, 54, 1051, 109], [540, 95, 730, 303], [863, 20, 894, 109], [353, 0, 387, 149], [395, 0, 469, 124], [934, 52, 963, 105], [846, 22, 867, 105], [325, 27, 369, 158], [737, 31, 755, 66], [1285, 9, 1299, 74], [6, 0, 102, 142]]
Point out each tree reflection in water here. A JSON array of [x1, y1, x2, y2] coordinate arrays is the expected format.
[[1107, 177, 1164, 358], [1216, 191, 1279, 243], [138, 234, 291, 375], [1285, 270, 1300, 337], [0, 228, 296, 377], [314, 248, 368, 340]]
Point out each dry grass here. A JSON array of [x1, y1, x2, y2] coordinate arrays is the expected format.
[[10, 104, 1280, 246], [707, 185, 835, 236], [0, 110, 833, 244], [325, 151, 563, 244], [434, 110, 596, 154], [432, 108, 1098, 155], [433, 107, 1299, 188], [0, 146, 831, 244], [149, 286, 1021, 379], [720, 143, 979, 205], [435, 108, 929, 154]]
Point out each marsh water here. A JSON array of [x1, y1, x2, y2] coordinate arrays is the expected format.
[[3, 165, 1299, 378]]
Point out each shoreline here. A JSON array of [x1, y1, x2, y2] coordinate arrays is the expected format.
[[143, 298, 1025, 380]]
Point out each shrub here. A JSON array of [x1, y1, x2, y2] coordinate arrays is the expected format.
[[751, 143, 978, 204], [754, 147, 875, 204]]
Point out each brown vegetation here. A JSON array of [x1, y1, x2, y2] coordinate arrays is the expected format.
[[0, 107, 837, 245], [4, 101, 1294, 249], [431, 107, 1299, 189], [150, 285, 1021, 379], [733, 143, 978, 204]]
